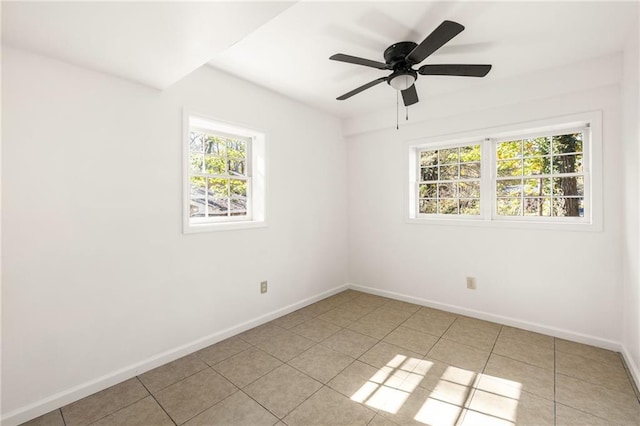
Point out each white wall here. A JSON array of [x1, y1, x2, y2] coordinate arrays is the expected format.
[[346, 55, 624, 347], [1, 47, 348, 420], [621, 10, 640, 385]]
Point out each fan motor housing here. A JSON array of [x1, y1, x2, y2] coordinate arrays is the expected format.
[[383, 41, 418, 67]]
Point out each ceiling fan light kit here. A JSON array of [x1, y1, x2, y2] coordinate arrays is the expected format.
[[329, 20, 492, 117]]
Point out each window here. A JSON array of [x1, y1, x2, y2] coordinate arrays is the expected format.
[[407, 112, 601, 230], [417, 143, 481, 216], [184, 113, 266, 233]]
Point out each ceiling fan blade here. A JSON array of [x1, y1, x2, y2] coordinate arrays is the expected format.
[[330, 53, 390, 70], [401, 84, 419, 106], [337, 77, 388, 100], [407, 20, 465, 65], [418, 64, 492, 77]]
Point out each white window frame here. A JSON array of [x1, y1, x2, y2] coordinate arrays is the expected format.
[[405, 111, 602, 231], [183, 111, 267, 233]]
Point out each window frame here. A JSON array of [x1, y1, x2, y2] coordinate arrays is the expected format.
[[183, 111, 267, 233], [405, 111, 602, 231]]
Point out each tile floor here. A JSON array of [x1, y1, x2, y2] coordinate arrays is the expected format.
[[23, 290, 640, 426]]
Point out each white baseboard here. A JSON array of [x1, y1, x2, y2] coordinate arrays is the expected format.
[[1, 284, 348, 426], [347, 283, 623, 351], [621, 345, 640, 398]]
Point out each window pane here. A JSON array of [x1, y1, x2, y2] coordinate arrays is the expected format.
[[190, 153, 204, 173], [421, 166, 438, 181], [438, 199, 458, 214], [523, 137, 550, 157], [497, 198, 522, 216], [189, 199, 206, 217], [497, 140, 522, 159], [208, 198, 229, 216], [230, 198, 247, 216], [460, 145, 481, 162], [190, 132, 204, 152], [227, 140, 246, 177], [552, 154, 582, 174], [524, 198, 551, 216], [497, 159, 522, 177], [208, 178, 228, 198], [440, 164, 459, 180], [460, 162, 481, 178], [228, 159, 246, 176], [230, 179, 247, 198], [439, 148, 458, 164], [552, 133, 582, 154], [524, 178, 551, 196], [553, 176, 584, 197], [204, 136, 226, 155], [205, 156, 226, 174], [460, 198, 480, 215], [419, 183, 437, 198], [419, 199, 437, 214], [438, 182, 457, 198], [496, 179, 522, 197], [459, 181, 480, 198], [553, 197, 584, 217], [420, 150, 439, 167], [523, 157, 548, 176]]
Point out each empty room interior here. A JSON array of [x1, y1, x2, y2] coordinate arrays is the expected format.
[[2, 1, 640, 425]]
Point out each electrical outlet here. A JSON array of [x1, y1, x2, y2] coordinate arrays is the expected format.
[[466, 277, 477, 290], [260, 281, 268, 294]]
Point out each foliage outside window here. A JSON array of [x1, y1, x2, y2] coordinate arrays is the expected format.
[[417, 144, 481, 216], [496, 132, 584, 218], [184, 113, 266, 233]]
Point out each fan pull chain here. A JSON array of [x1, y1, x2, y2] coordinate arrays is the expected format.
[[396, 91, 399, 130], [406, 106, 408, 121]]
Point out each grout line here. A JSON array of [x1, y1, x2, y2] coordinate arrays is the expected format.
[[135, 377, 178, 426], [59, 408, 67, 426]]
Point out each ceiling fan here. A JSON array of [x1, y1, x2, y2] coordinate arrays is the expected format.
[[330, 20, 492, 107]]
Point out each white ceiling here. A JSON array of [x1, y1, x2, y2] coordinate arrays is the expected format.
[[2, 1, 638, 119]]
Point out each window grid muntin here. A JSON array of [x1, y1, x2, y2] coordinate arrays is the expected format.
[[494, 131, 586, 219], [417, 143, 481, 217]]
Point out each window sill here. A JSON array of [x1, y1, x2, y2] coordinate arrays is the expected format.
[[184, 220, 267, 234], [405, 217, 601, 232]]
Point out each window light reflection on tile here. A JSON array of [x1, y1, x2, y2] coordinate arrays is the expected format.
[[461, 409, 515, 426], [414, 397, 464, 426]]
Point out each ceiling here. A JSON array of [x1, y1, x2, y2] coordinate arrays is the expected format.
[[2, 1, 638, 120]]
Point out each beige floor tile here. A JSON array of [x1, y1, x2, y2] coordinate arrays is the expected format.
[[318, 307, 365, 327], [383, 326, 439, 356], [297, 299, 339, 317], [184, 391, 278, 426], [481, 354, 554, 400], [361, 307, 411, 327], [20, 410, 65, 426], [352, 294, 389, 309], [91, 396, 173, 426], [402, 312, 455, 337], [323, 291, 359, 306], [213, 347, 283, 388], [139, 354, 208, 393], [271, 310, 315, 330], [283, 386, 375, 426], [455, 316, 502, 332], [334, 301, 377, 318], [359, 342, 422, 370], [154, 369, 237, 424], [467, 387, 554, 425], [443, 319, 500, 351], [291, 317, 342, 342], [556, 350, 634, 393], [253, 330, 315, 362], [239, 323, 286, 345], [322, 329, 378, 358], [556, 373, 640, 425], [556, 339, 622, 365], [289, 344, 354, 383], [492, 334, 554, 370], [381, 300, 421, 315], [555, 403, 615, 426], [327, 360, 380, 398], [427, 339, 490, 372], [194, 336, 251, 366], [61, 378, 149, 426], [244, 364, 323, 418], [346, 318, 397, 340], [458, 408, 514, 426], [499, 326, 554, 348], [383, 387, 466, 426], [368, 414, 401, 425], [416, 358, 478, 392], [417, 306, 458, 321]]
